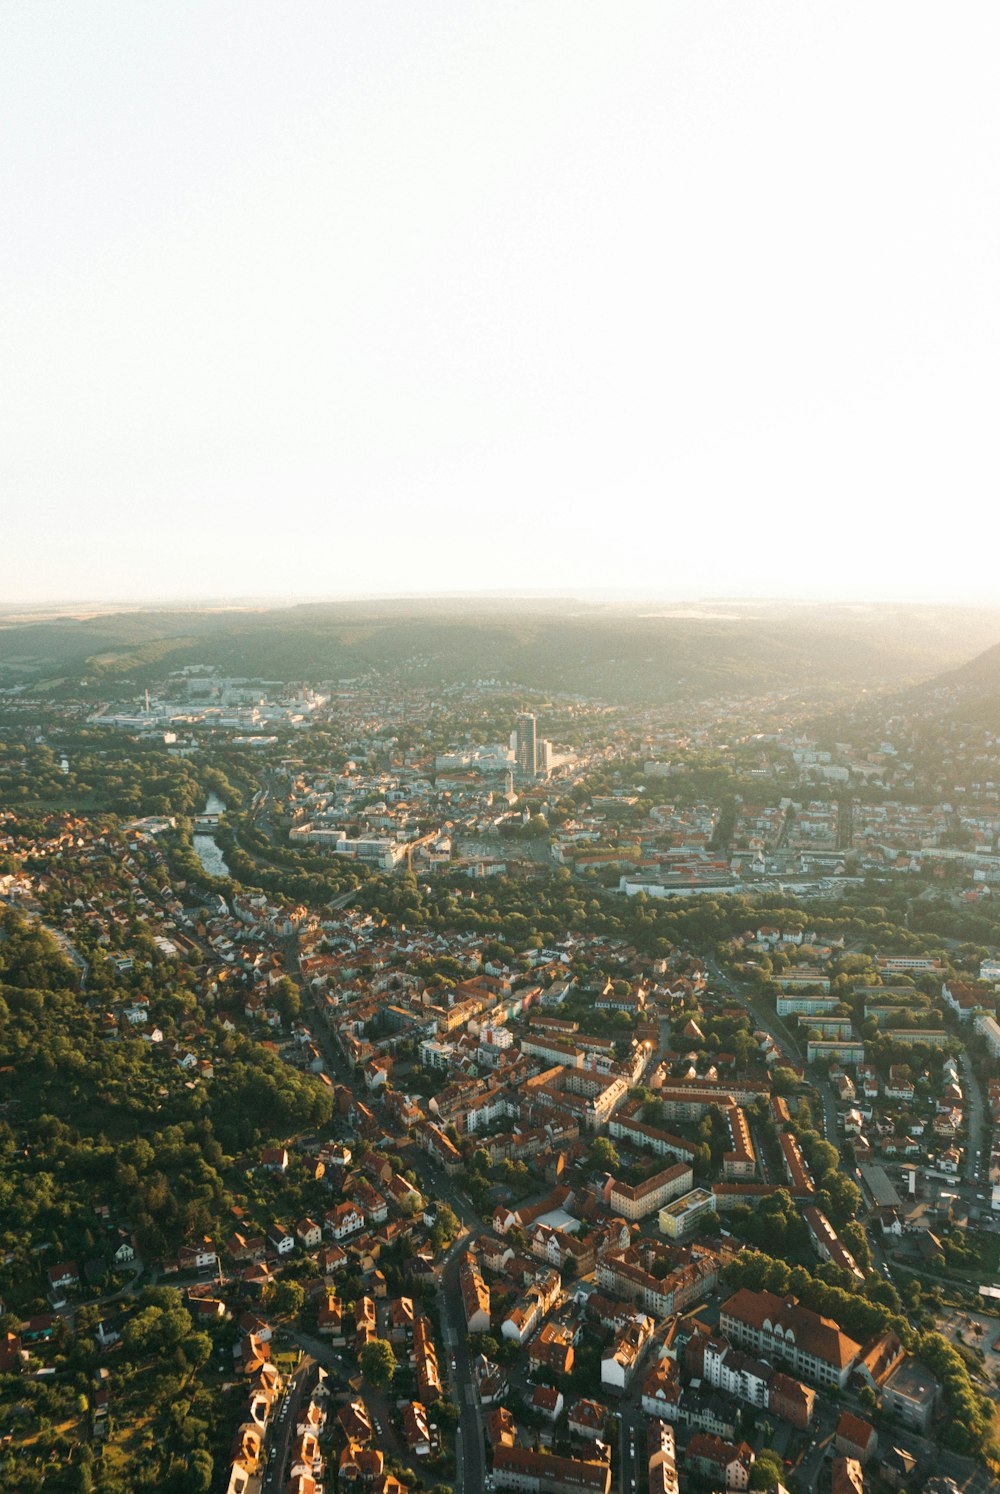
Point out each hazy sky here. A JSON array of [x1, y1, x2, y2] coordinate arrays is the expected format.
[[2, 4, 998, 605]]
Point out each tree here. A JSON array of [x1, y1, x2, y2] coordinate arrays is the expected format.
[[750, 1451, 783, 1489], [184, 1449, 214, 1494], [360, 1338, 396, 1389], [431, 1204, 461, 1251], [589, 1137, 620, 1172], [271, 1280, 305, 1318]]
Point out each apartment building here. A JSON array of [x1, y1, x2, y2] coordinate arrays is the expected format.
[[492, 1446, 611, 1494], [722, 1107, 756, 1180], [460, 1254, 491, 1333], [609, 1162, 693, 1222], [658, 1188, 715, 1240]]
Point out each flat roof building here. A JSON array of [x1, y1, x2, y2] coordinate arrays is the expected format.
[[658, 1188, 715, 1241]]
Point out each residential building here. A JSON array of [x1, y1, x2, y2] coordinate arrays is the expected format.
[[609, 1162, 693, 1221], [492, 1445, 611, 1494], [657, 1187, 715, 1240], [881, 1356, 941, 1433]]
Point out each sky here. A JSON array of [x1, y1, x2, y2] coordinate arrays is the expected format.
[[2, 3, 998, 606]]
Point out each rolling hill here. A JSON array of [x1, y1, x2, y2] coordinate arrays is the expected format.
[[1, 599, 998, 706]]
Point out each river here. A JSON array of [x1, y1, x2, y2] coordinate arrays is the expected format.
[[193, 792, 230, 878]]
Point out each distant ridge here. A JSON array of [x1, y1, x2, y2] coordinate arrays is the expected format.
[[1, 600, 999, 705], [905, 641, 1000, 729]]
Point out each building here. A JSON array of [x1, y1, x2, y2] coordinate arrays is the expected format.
[[646, 1421, 679, 1494], [768, 1371, 815, 1430], [685, 1433, 754, 1491], [609, 1162, 693, 1222], [658, 1188, 715, 1240], [803, 1207, 865, 1282], [881, 1356, 941, 1433], [831, 1458, 865, 1494], [460, 1254, 491, 1334], [720, 1289, 861, 1389], [596, 1242, 718, 1318], [807, 1039, 866, 1066], [516, 714, 538, 779], [492, 1445, 611, 1494], [601, 1313, 654, 1391], [776, 994, 840, 1017], [974, 1012, 1000, 1059], [722, 1107, 756, 1180], [776, 967, 831, 993], [699, 1335, 770, 1409], [834, 1410, 877, 1464]]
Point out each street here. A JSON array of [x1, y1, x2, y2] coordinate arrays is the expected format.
[[262, 1360, 314, 1492]]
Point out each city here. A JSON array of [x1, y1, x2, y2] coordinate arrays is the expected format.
[[2, 634, 1000, 1494]]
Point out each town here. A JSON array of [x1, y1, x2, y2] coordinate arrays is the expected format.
[[2, 662, 1000, 1494]]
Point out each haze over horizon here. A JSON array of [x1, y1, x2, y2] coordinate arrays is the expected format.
[[3, 3, 998, 606]]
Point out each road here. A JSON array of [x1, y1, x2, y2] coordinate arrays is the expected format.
[[262, 1360, 314, 1492], [706, 957, 802, 1062], [404, 1148, 487, 1494], [55, 1260, 145, 1324], [438, 1234, 486, 1494], [959, 1050, 986, 1183], [618, 1401, 644, 1494]]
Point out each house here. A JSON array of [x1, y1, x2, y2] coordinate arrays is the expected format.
[[179, 1238, 219, 1272], [317, 1296, 343, 1338], [460, 1253, 491, 1333], [602, 1313, 654, 1390], [267, 1224, 295, 1256], [647, 1420, 679, 1494], [881, 1445, 919, 1489], [0, 1334, 24, 1375], [47, 1262, 79, 1302], [112, 1233, 136, 1264], [686, 1433, 754, 1491], [884, 1068, 915, 1102], [337, 1399, 374, 1443], [296, 1217, 322, 1250], [831, 1457, 865, 1494], [261, 1147, 289, 1173], [95, 1314, 126, 1350], [531, 1385, 564, 1421], [340, 1443, 384, 1481], [326, 1203, 365, 1240], [401, 1401, 432, 1457], [387, 1296, 415, 1343], [835, 1410, 877, 1464], [567, 1399, 608, 1440], [768, 1371, 815, 1430]]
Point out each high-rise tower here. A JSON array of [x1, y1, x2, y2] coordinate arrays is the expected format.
[[516, 712, 538, 778]]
